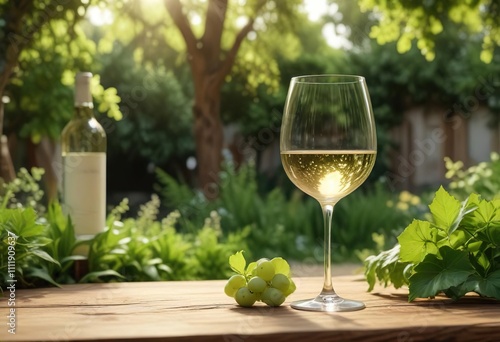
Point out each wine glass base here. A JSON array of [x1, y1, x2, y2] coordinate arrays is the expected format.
[[291, 294, 365, 312]]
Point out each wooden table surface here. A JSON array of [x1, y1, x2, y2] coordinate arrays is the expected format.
[[1, 275, 499, 342]]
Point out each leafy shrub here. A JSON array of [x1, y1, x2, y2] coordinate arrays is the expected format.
[[0, 168, 61, 288], [86, 196, 248, 282], [156, 162, 424, 262], [334, 183, 425, 261], [445, 152, 500, 201], [0, 169, 248, 290], [156, 162, 303, 260]]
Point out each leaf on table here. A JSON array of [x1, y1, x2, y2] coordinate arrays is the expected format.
[[229, 250, 246, 275], [428, 186, 462, 233], [462, 270, 500, 299], [398, 219, 439, 263], [408, 246, 475, 301], [364, 244, 409, 292]]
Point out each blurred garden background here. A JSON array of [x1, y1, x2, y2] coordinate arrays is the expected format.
[[1, 0, 500, 286]]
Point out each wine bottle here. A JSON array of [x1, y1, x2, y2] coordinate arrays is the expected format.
[[61, 72, 106, 254]]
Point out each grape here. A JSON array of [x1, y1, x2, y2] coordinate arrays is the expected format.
[[224, 274, 246, 297], [261, 287, 286, 307], [271, 257, 290, 276], [225, 252, 296, 308], [235, 287, 257, 307], [271, 274, 290, 292], [283, 278, 296, 297], [255, 261, 275, 281], [247, 276, 268, 294]]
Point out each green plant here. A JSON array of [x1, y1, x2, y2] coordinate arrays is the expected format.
[[0, 168, 250, 290], [445, 152, 500, 201], [85, 194, 249, 282], [1, 167, 45, 213], [0, 168, 63, 288], [333, 183, 425, 260], [157, 162, 425, 262], [365, 186, 500, 301]]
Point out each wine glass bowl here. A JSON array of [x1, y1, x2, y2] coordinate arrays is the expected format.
[[280, 75, 377, 312]]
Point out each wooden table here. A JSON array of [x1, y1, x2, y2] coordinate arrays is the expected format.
[[2, 275, 499, 342]]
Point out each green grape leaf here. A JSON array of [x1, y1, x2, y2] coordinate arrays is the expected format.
[[408, 246, 474, 301], [229, 250, 246, 275], [457, 194, 481, 231], [466, 199, 500, 244], [475, 200, 496, 223], [464, 270, 500, 299], [271, 257, 290, 276], [245, 261, 257, 278], [477, 223, 500, 247], [428, 186, 461, 232], [364, 244, 410, 292], [398, 219, 438, 263]]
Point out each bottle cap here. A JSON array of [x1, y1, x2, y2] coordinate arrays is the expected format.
[[74, 72, 93, 107]]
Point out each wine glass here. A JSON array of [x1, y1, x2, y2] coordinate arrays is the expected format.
[[280, 74, 377, 312]]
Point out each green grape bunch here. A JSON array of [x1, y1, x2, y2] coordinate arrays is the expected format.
[[224, 251, 296, 307]]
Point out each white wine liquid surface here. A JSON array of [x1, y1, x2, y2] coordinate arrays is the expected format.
[[281, 150, 376, 202], [63, 152, 106, 236]]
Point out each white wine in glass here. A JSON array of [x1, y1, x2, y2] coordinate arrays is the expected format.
[[280, 75, 377, 312]]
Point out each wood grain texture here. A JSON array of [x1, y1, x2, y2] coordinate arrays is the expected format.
[[1, 275, 499, 342]]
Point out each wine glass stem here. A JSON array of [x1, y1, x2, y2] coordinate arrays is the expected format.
[[321, 203, 336, 294]]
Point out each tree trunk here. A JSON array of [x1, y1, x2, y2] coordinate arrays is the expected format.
[[0, 101, 15, 182], [193, 87, 223, 200], [164, 0, 258, 198]]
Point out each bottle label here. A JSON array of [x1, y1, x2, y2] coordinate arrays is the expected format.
[[63, 152, 106, 237]]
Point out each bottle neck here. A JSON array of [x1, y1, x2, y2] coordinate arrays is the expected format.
[[74, 72, 93, 114], [74, 105, 95, 119]]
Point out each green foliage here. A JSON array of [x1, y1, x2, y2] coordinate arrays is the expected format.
[[333, 183, 424, 260], [0, 207, 60, 288], [365, 186, 500, 301], [157, 162, 423, 262], [3, 2, 122, 142], [359, 0, 500, 63], [156, 162, 300, 260], [0, 167, 45, 213], [0, 168, 61, 287], [99, 47, 194, 164], [445, 152, 500, 201], [86, 195, 248, 282], [0, 170, 248, 290]]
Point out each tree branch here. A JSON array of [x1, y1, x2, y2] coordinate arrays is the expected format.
[[218, 19, 254, 81], [217, 0, 266, 81], [164, 0, 198, 58], [202, 0, 227, 64]]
